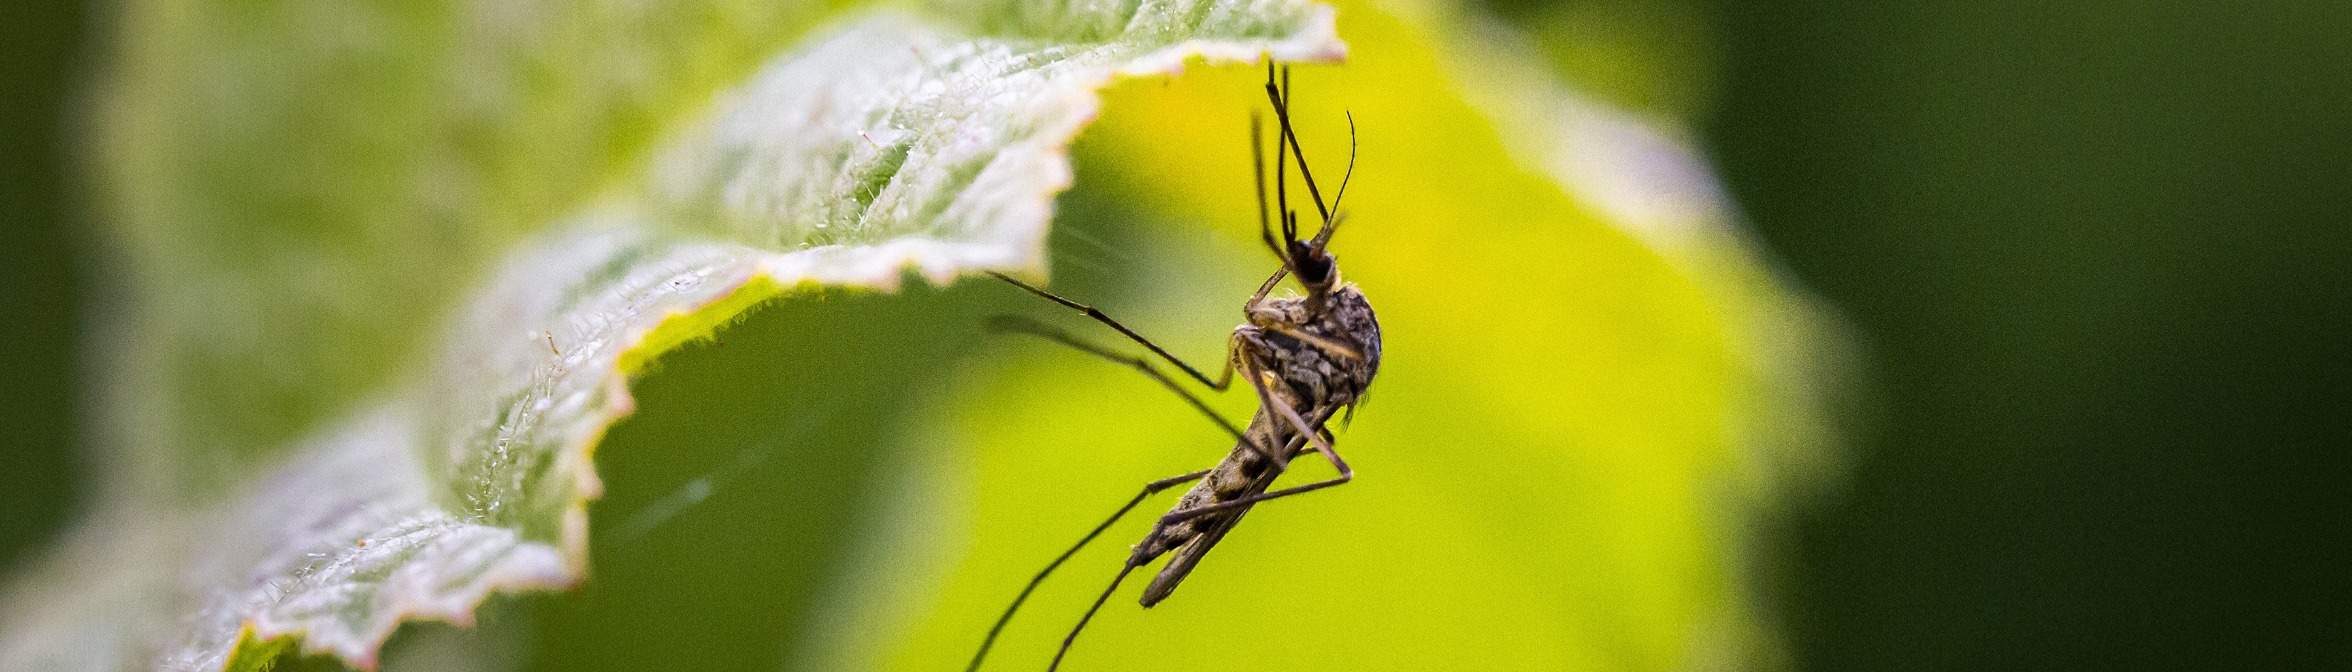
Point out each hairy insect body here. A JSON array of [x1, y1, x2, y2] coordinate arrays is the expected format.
[[1250, 284, 1382, 410], [1133, 283, 1381, 606]]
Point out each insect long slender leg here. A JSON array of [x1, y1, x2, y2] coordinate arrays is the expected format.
[[1261, 322, 1363, 361], [1249, 267, 1291, 307], [1048, 563, 1140, 672], [986, 315, 1282, 464], [1160, 363, 1356, 526], [986, 272, 1232, 390], [966, 469, 1211, 672], [1250, 113, 1286, 265], [1158, 457, 1352, 525], [1265, 64, 1331, 224]]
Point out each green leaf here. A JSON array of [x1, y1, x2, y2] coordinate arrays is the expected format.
[[5, 0, 1848, 670], [0, 1, 1342, 669]]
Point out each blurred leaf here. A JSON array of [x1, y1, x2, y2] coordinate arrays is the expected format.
[[1475, 0, 1722, 121], [0, 1, 1342, 670]]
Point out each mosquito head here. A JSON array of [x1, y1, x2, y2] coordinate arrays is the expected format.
[[1289, 237, 1335, 287], [1252, 63, 1357, 297]]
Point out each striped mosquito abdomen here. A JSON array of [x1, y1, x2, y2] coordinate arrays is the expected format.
[[1132, 410, 1301, 605]]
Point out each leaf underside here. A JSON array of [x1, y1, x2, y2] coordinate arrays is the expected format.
[[0, 3, 1343, 670]]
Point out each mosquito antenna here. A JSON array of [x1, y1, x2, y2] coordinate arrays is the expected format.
[[1316, 112, 1359, 249], [1048, 563, 1142, 672], [1264, 64, 1330, 225], [1249, 112, 1284, 264], [1332, 112, 1358, 210], [1313, 211, 1349, 251]]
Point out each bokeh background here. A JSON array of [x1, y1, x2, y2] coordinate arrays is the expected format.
[[4, 0, 2347, 670]]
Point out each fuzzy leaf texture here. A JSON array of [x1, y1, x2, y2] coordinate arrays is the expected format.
[[0, 0, 1342, 669]]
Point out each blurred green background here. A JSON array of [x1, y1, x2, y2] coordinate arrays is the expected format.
[[5, 0, 2348, 670]]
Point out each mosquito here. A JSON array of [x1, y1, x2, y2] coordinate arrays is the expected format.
[[966, 63, 1381, 671]]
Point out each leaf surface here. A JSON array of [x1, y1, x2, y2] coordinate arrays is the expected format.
[[0, 2, 1342, 669]]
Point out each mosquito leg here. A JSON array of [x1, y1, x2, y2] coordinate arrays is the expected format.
[[1159, 366, 1354, 526], [987, 272, 1233, 390], [1249, 266, 1291, 307], [967, 469, 1210, 672], [1265, 63, 1331, 223], [1260, 322, 1363, 361], [1235, 352, 1300, 469], [1158, 467, 1351, 525], [1048, 562, 1140, 672], [987, 315, 1281, 464], [1250, 112, 1285, 265]]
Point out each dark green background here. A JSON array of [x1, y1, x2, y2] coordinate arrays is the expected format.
[[1698, 1, 2351, 668], [0, 0, 87, 580], [4, 0, 2346, 669]]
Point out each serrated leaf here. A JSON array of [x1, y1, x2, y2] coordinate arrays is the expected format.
[[0, 2, 1343, 670]]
